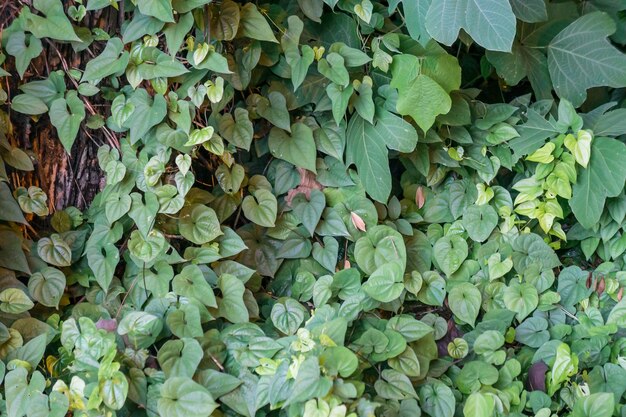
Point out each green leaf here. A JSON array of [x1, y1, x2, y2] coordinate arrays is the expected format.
[[158, 377, 218, 417], [312, 237, 339, 272], [5, 31, 43, 78], [463, 392, 495, 417], [158, 338, 203, 378], [362, 261, 405, 303], [82, 38, 130, 83], [570, 137, 626, 229], [345, 115, 393, 203], [282, 16, 314, 91], [548, 12, 626, 106], [105, 192, 132, 224], [129, 192, 159, 237], [11, 94, 48, 115], [257, 92, 291, 132], [22, 0, 82, 41], [0, 288, 34, 314], [238, 3, 278, 43], [37, 234, 72, 267], [509, 0, 547, 23], [123, 89, 167, 144], [433, 235, 468, 276], [242, 189, 277, 227], [271, 298, 306, 335], [28, 267, 65, 308], [291, 189, 325, 236], [173, 265, 217, 308], [391, 56, 451, 132], [219, 108, 254, 150], [118, 311, 163, 349], [420, 380, 455, 417], [137, 0, 174, 22], [448, 282, 481, 327], [425, 0, 516, 52], [549, 342, 578, 395], [572, 392, 614, 417], [374, 369, 419, 400], [268, 123, 317, 173], [218, 274, 249, 323], [355, 225, 407, 275], [503, 281, 538, 321], [462, 204, 498, 242], [179, 204, 222, 244], [49, 91, 86, 152], [318, 53, 350, 86]]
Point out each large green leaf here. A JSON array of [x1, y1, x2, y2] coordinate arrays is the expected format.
[[218, 274, 249, 323], [268, 123, 317, 173], [172, 265, 217, 308], [548, 12, 626, 106], [425, 0, 516, 52], [179, 204, 222, 244], [570, 137, 626, 229], [158, 377, 218, 417], [137, 0, 175, 22], [37, 234, 72, 267], [49, 91, 86, 152], [462, 204, 498, 242], [82, 38, 130, 83], [28, 267, 66, 308], [448, 282, 481, 327], [362, 261, 405, 303]]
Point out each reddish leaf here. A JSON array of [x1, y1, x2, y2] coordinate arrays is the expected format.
[[527, 361, 548, 392], [350, 211, 366, 232], [416, 186, 425, 209]]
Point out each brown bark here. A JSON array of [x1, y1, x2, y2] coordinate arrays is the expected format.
[[2, 3, 120, 211]]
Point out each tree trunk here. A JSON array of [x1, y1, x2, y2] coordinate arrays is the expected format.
[[2, 3, 120, 212]]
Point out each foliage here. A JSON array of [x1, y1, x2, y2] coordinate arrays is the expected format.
[[2, 1, 626, 417]]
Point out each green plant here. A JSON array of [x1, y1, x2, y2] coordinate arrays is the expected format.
[[2, 1, 626, 417]]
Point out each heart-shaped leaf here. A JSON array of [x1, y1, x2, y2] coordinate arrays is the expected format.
[[242, 189, 277, 227]]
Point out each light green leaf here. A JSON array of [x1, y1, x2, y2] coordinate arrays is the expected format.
[[173, 265, 217, 308], [137, 0, 174, 22], [271, 298, 306, 335], [572, 392, 614, 417], [425, 0, 516, 52], [219, 108, 254, 150], [158, 377, 218, 417], [463, 392, 495, 417], [242, 189, 277, 227], [0, 288, 34, 314], [462, 204, 498, 242], [158, 338, 203, 378], [179, 204, 222, 244], [291, 189, 325, 236], [433, 235, 468, 276], [218, 274, 249, 323], [503, 281, 538, 321], [391, 61, 451, 132], [548, 12, 626, 106], [5, 31, 43, 78], [448, 282, 481, 327], [362, 261, 405, 303], [11, 94, 48, 115]]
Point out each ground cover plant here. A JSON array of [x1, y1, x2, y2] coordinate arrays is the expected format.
[[3, 0, 626, 416]]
